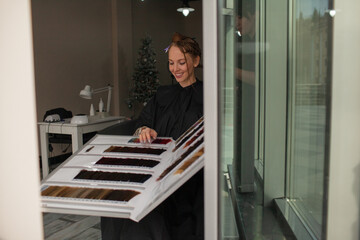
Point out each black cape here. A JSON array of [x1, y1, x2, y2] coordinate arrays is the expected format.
[[101, 81, 204, 240], [136, 80, 203, 140]]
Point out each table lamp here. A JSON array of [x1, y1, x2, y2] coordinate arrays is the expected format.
[[79, 85, 112, 114]]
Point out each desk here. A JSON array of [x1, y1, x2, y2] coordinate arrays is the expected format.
[[39, 116, 126, 178]]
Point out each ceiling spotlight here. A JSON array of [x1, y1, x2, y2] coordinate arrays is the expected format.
[[177, 0, 195, 17]]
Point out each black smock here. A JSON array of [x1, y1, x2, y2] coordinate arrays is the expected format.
[[101, 80, 204, 240]]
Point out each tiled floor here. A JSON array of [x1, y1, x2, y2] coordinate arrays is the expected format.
[[43, 213, 101, 240]]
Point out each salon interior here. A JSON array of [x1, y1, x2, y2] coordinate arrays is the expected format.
[[1, 0, 359, 239]]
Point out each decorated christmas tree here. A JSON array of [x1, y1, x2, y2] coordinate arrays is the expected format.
[[129, 36, 159, 108]]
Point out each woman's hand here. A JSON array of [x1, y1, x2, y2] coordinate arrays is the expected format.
[[138, 127, 157, 143]]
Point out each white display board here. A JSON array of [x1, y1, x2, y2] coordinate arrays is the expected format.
[[40, 118, 204, 222]]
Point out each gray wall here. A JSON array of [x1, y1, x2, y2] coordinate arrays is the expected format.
[[32, 0, 114, 119], [32, 0, 202, 120], [31, 0, 202, 156], [131, 0, 203, 87]]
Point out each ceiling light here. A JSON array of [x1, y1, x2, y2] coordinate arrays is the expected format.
[[177, 1, 195, 17]]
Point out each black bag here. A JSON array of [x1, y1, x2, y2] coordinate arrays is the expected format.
[[43, 108, 73, 121]]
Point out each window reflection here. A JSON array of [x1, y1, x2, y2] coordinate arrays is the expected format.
[[233, 0, 257, 193], [287, 0, 332, 237]]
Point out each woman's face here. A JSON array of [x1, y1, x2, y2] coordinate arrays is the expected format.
[[236, 13, 256, 37], [168, 46, 199, 87]]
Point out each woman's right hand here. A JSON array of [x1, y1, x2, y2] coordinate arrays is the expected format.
[[138, 127, 158, 143]]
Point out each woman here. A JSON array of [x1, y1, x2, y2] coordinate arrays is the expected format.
[[136, 32, 203, 143], [101, 32, 203, 240]]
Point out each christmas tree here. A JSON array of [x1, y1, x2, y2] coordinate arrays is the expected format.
[[129, 35, 159, 108]]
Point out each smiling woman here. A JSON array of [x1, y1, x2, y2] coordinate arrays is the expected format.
[[136, 32, 203, 144], [101, 32, 204, 240]]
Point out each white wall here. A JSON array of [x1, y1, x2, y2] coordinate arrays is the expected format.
[[327, 0, 360, 239], [203, 1, 219, 240], [0, 0, 43, 239]]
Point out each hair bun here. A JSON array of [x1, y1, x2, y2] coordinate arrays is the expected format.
[[172, 32, 184, 42], [168, 32, 201, 58]]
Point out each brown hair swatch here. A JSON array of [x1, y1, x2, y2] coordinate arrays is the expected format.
[[175, 147, 204, 175], [183, 129, 204, 149], [41, 186, 140, 202]]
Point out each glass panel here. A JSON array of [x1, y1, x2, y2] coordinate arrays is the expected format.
[[253, 0, 264, 179], [219, 0, 240, 238], [219, 0, 263, 238], [287, 0, 332, 238], [221, 1, 235, 173], [232, 0, 259, 193]]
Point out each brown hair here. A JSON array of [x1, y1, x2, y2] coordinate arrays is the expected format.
[[168, 32, 201, 59]]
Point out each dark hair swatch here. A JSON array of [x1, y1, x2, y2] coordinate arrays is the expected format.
[[95, 157, 160, 168], [157, 137, 204, 181], [173, 122, 204, 152], [74, 170, 152, 184], [175, 116, 203, 145], [182, 128, 204, 150], [175, 147, 204, 175], [104, 146, 166, 155], [128, 138, 172, 145], [42, 185, 140, 202]]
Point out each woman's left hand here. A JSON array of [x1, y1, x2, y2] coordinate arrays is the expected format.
[[138, 127, 157, 143]]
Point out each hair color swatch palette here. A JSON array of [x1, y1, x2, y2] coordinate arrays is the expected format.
[[74, 170, 152, 184], [42, 185, 140, 202], [41, 117, 204, 222], [95, 157, 160, 168]]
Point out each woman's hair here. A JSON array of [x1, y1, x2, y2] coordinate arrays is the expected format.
[[168, 32, 201, 59]]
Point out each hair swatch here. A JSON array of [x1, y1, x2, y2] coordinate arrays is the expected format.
[[74, 170, 152, 184], [128, 138, 172, 145], [95, 157, 160, 168], [173, 122, 204, 152], [175, 147, 204, 175], [175, 116, 203, 145], [85, 146, 94, 153], [157, 137, 204, 181], [42, 185, 140, 202], [183, 129, 204, 149], [104, 146, 166, 155]]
